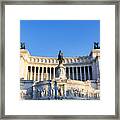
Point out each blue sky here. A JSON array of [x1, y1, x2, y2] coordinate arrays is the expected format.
[[20, 20, 100, 57]]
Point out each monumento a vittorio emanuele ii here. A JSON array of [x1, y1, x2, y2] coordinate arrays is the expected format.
[[20, 42, 100, 100]]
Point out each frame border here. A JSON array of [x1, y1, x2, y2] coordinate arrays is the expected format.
[[0, 0, 119, 119]]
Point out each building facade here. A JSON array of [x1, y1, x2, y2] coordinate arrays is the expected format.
[[20, 49, 100, 81]]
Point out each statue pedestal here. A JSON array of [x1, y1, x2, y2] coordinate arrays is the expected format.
[[56, 63, 67, 80]]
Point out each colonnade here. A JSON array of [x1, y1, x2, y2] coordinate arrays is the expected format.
[[27, 66, 56, 81], [66, 66, 92, 80], [27, 65, 92, 81]]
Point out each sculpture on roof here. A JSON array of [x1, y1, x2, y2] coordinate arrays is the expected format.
[[57, 50, 64, 64], [20, 42, 25, 49], [94, 42, 100, 49]]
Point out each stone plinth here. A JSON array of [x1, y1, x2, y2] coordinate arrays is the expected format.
[[56, 63, 67, 80]]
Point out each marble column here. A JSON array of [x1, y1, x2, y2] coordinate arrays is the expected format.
[[47, 67, 50, 80], [84, 66, 86, 80], [72, 67, 74, 80], [38, 67, 40, 81], [88, 66, 90, 80], [54, 67, 55, 79], [50, 67, 51, 80], [42, 67, 44, 81], [76, 67, 78, 80], [43, 67, 44, 81], [80, 67, 82, 80], [47, 68, 50, 80], [34, 66, 36, 81], [68, 67, 70, 79], [30, 66, 32, 80]]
